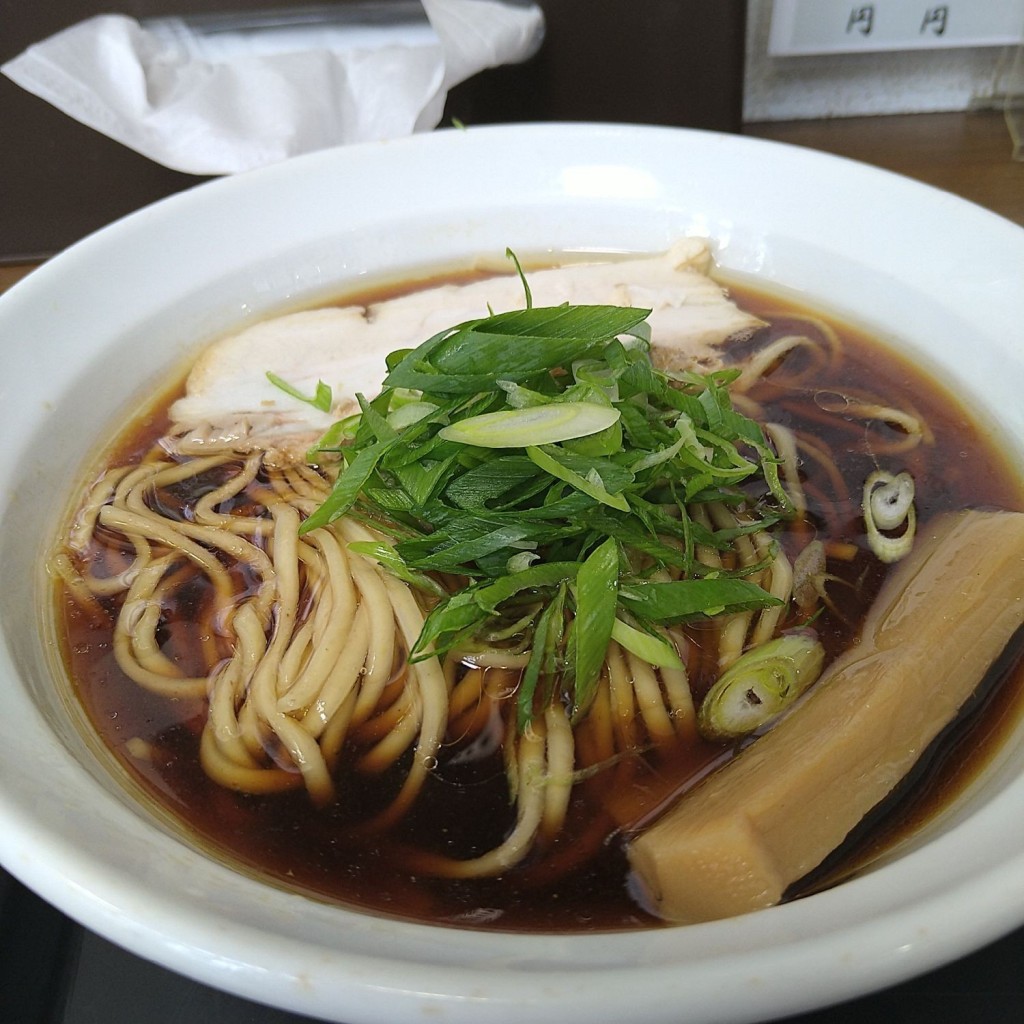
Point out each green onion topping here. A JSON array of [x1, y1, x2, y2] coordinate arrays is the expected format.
[[301, 269, 791, 731]]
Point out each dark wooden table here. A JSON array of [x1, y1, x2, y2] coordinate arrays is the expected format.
[[745, 109, 1024, 227]]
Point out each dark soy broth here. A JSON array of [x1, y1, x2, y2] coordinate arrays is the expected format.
[[55, 278, 1024, 931]]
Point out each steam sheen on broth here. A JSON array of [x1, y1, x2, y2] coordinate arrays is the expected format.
[[52, 259, 1024, 931]]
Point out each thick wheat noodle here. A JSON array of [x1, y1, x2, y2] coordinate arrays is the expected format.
[[712, 512, 791, 664], [351, 688, 423, 830], [764, 422, 806, 516], [263, 470, 295, 503], [116, 565, 180, 684], [576, 674, 615, 767], [859, 404, 929, 455], [318, 689, 360, 769], [412, 716, 548, 878], [782, 392, 929, 459], [734, 334, 827, 392], [119, 457, 277, 610], [750, 535, 794, 647], [607, 642, 640, 749], [281, 464, 332, 503], [131, 578, 183, 678], [66, 445, 772, 866], [276, 541, 330, 671], [301, 605, 371, 737], [660, 658, 698, 740], [346, 565, 398, 714], [260, 502, 302, 678], [168, 518, 277, 631], [80, 533, 154, 597], [199, 726, 305, 794], [442, 653, 461, 692], [768, 312, 843, 363], [132, 454, 231, 496], [244, 504, 331, 793], [279, 466, 321, 504], [449, 666, 487, 719], [711, 502, 759, 567], [689, 503, 722, 570], [333, 518, 399, 719], [539, 703, 575, 842], [356, 686, 421, 773], [355, 575, 450, 831], [276, 600, 322, 697], [99, 504, 236, 614], [388, 574, 449, 757], [504, 702, 522, 807], [810, 394, 930, 455], [112, 458, 226, 551], [112, 554, 208, 698], [277, 528, 357, 712], [708, 503, 756, 670], [204, 597, 305, 795], [50, 551, 109, 626], [453, 667, 517, 742], [205, 615, 270, 778], [354, 684, 415, 746], [445, 667, 489, 741], [266, 710, 334, 805], [267, 467, 325, 509], [67, 466, 154, 598], [729, 390, 765, 423], [108, 461, 168, 506], [625, 649, 676, 745], [70, 470, 156, 596], [68, 465, 135, 554], [192, 454, 267, 534], [791, 428, 851, 506], [206, 605, 266, 769], [238, 693, 269, 762], [122, 456, 244, 530], [448, 694, 494, 744]]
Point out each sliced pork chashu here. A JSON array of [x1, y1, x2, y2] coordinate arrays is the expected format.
[[165, 239, 764, 464]]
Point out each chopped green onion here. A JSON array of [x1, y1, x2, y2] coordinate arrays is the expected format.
[[570, 537, 621, 719], [387, 400, 439, 431], [610, 618, 683, 669], [506, 550, 540, 573], [697, 633, 825, 740], [299, 273, 798, 732], [863, 469, 916, 563], [505, 248, 533, 309], [618, 578, 782, 624], [526, 444, 631, 512], [347, 540, 446, 597], [266, 371, 333, 412], [439, 403, 620, 448], [518, 583, 567, 732]]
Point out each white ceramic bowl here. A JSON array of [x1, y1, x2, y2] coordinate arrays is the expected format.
[[1, 124, 1024, 1024]]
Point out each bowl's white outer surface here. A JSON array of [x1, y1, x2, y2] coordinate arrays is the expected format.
[[1, 124, 1024, 1024]]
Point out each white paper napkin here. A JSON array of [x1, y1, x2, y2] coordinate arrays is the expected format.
[[1, 0, 544, 175]]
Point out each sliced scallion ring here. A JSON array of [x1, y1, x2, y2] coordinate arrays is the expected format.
[[863, 469, 916, 563]]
